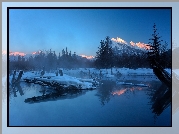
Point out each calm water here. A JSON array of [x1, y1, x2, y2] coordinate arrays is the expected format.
[[9, 75, 171, 126]]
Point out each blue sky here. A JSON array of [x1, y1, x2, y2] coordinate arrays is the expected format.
[[9, 8, 171, 56]]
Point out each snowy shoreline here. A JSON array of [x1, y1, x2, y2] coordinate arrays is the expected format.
[[9, 67, 172, 90]]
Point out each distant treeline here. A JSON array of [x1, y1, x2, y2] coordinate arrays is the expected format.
[[9, 48, 94, 71], [9, 45, 171, 72]]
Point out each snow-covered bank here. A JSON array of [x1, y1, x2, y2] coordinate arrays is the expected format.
[[9, 68, 156, 80], [12, 69, 98, 89], [9, 67, 167, 90], [63, 67, 155, 77], [33, 74, 96, 89], [116, 81, 149, 87]]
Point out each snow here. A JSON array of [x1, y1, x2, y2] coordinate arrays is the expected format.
[[9, 67, 156, 81], [116, 81, 149, 87], [77, 78, 94, 83], [35, 74, 93, 88], [9, 67, 162, 90], [9, 70, 96, 90], [63, 67, 154, 76], [106, 74, 115, 78], [117, 68, 154, 76]]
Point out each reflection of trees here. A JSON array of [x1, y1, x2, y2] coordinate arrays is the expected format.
[[96, 80, 115, 105], [24, 85, 87, 104], [10, 82, 24, 97], [9, 71, 24, 97], [148, 82, 171, 116]]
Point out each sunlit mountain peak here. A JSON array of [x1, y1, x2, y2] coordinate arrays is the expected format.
[[111, 37, 150, 50], [80, 54, 94, 59], [111, 37, 128, 45], [9, 51, 26, 56]]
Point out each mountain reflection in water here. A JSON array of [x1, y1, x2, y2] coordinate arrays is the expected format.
[[96, 80, 171, 118], [112, 87, 143, 96], [9, 77, 171, 126]]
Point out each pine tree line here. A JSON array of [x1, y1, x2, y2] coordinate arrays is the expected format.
[[9, 47, 93, 71]]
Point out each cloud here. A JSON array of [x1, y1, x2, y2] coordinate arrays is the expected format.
[[130, 41, 150, 50], [111, 37, 128, 45]]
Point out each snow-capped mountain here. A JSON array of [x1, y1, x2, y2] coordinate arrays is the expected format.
[[8, 50, 46, 61], [110, 40, 148, 56], [8, 51, 95, 61]]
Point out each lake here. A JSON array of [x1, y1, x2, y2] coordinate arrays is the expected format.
[[9, 75, 171, 126]]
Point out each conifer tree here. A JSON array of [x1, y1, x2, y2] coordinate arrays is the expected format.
[[147, 23, 163, 64], [95, 36, 114, 69]]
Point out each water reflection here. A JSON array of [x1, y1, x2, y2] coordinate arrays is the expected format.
[[96, 79, 171, 118], [9, 78, 172, 117], [112, 88, 127, 96], [112, 86, 143, 96], [8, 76, 172, 126], [96, 80, 115, 105], [148, 83, 171, 116], [9, 82, 24, 97], [24, 84, 87, 104], [96, 80, 148, 105]]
